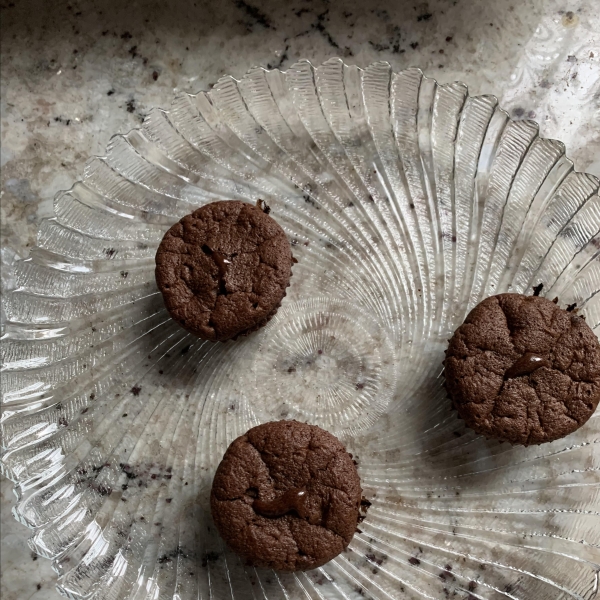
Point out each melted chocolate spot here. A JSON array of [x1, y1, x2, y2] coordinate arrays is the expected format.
[[253, 488, 309, 519], [212, 252, 231, 293], [202, 244, 232, 295], [506, 353, 550, 378]]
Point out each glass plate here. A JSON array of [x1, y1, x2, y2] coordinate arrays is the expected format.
[[2, 58, 599, 600]]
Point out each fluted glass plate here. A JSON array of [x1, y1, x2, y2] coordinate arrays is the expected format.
[[2, 58, 600, 600]]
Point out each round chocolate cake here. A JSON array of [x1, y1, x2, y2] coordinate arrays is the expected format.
[[444, 293, 600, 445], [210, 420, 362, 571], [155, 200, 292, 341]]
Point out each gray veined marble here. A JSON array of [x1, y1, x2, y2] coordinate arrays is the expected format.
[[1, 0, 599, 598]]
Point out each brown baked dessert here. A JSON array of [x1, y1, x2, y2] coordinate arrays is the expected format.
[[210, 420, 362, 571], [444, 293, 600, 445], [155, 200, 292, 341]]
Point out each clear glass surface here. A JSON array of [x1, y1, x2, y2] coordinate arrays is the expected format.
[[2, 59, 599, 600]]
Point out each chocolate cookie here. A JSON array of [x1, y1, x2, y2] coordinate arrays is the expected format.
[[444, 293, 600, 445], [155, 200, 292, 341], [210, 420, 362, 571]]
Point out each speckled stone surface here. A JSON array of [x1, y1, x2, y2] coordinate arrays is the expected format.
[[1, 0, 599, 597]]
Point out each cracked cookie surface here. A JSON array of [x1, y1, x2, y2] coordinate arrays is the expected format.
[[445, 293, 600, 445], [155, 200, 292, 341], [210, 420, 362, 571]]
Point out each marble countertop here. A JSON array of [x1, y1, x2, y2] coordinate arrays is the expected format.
[[1, 0, 599, 597]]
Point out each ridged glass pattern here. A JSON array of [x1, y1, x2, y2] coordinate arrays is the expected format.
[[2, 59, 599, 600]]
